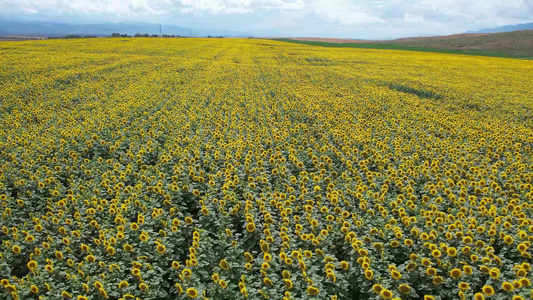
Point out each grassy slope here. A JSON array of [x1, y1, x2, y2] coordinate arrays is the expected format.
[[275, 30, 533, 59]]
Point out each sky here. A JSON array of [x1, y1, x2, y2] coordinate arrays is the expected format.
[[0, 0, 532, 39]]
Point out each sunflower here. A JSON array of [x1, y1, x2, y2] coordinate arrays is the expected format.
[[124, 244, 133, 252], [446, 247, 457, 257], [391, 270, 402, 280], [421, 258, 431, 267], [489, 268, 500, 279], [139, 233, 148, 242], [380, 289, 393, 299], [27, 260, 38, 271], [365, 270, 374, 280], [30, 285, 39, 294], [398, 284, 411, 294], [307, 286, 319, 296], [482, 285, 494, 296], [516, 268, 527, 277], [406, 262, 417, 271], [426, 268, 437, 276], [372, 284, 383, 294], [432, 276, 444, 285], [94, 281, 103, 290], [261, 243, 270, 253], [246, 223, 256, 232], [263, 277, 273, 286], [458, 282, 469, 291], [171, 261, 180, 269], [431, 250, 442, 258], [513, 280, 522, 289], [131, 268, 141, 277], [502, 281, 514, 292], [130, 222, 139, 231], [45, 265, 54, 273], [182, 268, 192, 278], [336, 260, 348, 270], [463, 265, 473, 275], [186, 288, 198, 298], [327, 272, 337, 283], [156, 244, 166, 254], [284, 279, 293, 289], [98, 288, 108, 298], [5, 284, 16, 293], [220, 259, 230, 270], [519, 277, 531, 287], [450, 268, 462, 279], [244, 252, 253, 262], [522, 263, 531, 271], [474, 293, 485, 300], [264, 253, 272, 262], [219, 280, 228, 289], [139, 283, 148, 291], [517, 243, 528, 252]]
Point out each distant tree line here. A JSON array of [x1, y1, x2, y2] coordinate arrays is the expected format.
[[110, 33, 226, 38], [111, 33, 130, 37], [111, 33, 184, 38], [49, 34, 97, 39]]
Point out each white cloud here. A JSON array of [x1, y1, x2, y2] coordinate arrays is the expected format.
[[0, 0, 531, 38], [312, 0, 385, 25], [0, 0, 307, 15], [403, 13, 424, 24]]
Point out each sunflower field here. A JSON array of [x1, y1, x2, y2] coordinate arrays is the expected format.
[[0, 38, 533, 300]]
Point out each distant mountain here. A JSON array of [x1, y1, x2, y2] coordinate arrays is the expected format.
[[467, 22, 533, 34], [0, 20, 247, 37]]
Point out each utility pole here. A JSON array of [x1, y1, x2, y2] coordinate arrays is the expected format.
[[159, 24, 162, 37], [190, 28, 192, 38]]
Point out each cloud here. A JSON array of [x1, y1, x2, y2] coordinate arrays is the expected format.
[[312, 0, 385, 25], [0, 0, 531, 38], [0, 0, 308, 15]]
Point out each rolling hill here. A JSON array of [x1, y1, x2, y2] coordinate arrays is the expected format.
[[387, 30, 533, 57], [282, 30, 533, 59]]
